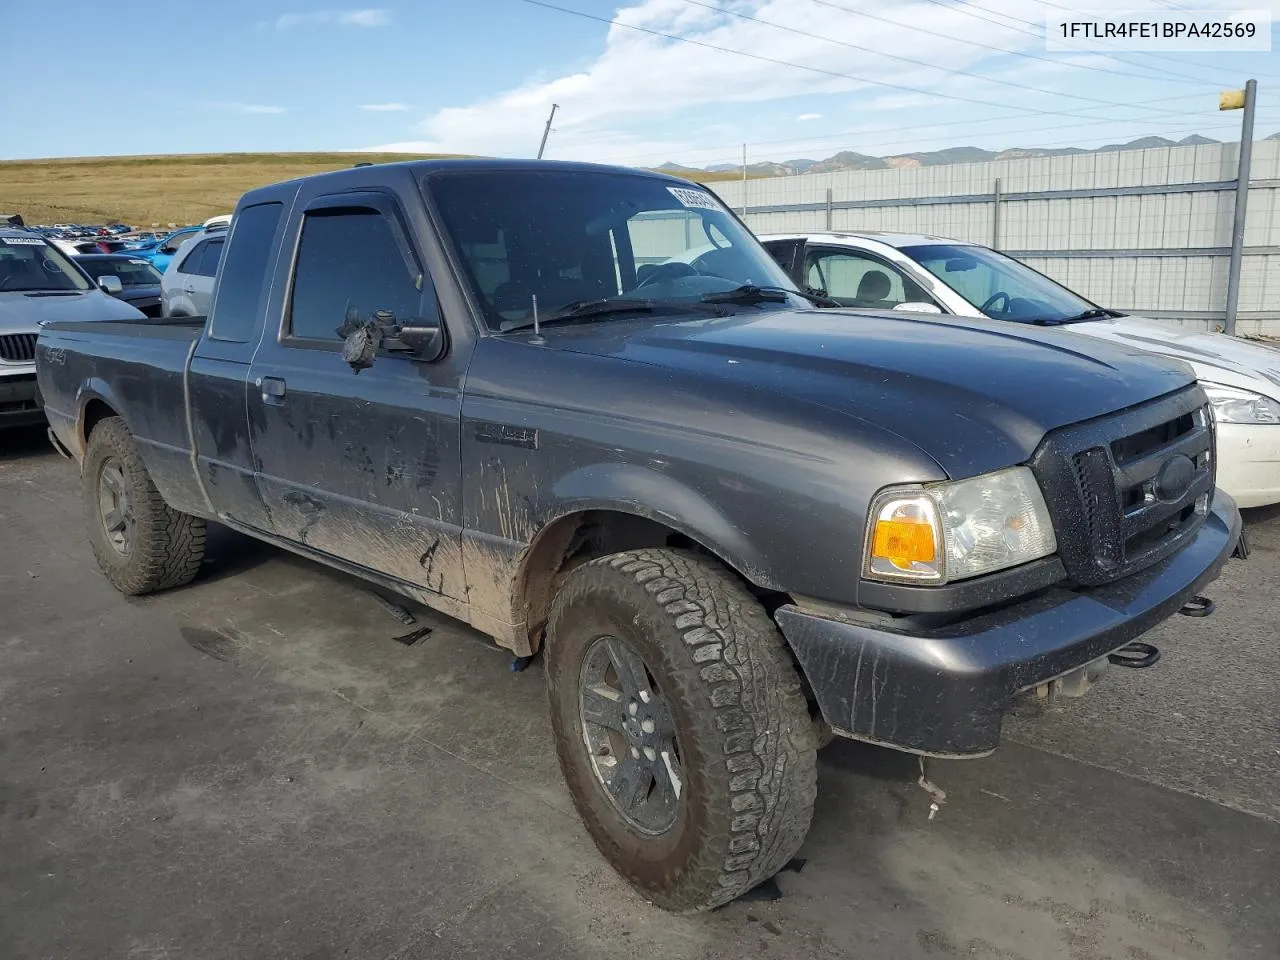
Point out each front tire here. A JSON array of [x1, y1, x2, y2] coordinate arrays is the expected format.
[[546, 548, 817, 912], [82, 416, 207, 595]]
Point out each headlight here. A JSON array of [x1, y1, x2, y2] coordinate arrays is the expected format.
[[864, 467, 1057, 584], [1202, 383, 1280, 425]]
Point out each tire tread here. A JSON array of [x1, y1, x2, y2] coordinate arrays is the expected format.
[[551, 548, 816, 912], [83, 417, 207, 595]]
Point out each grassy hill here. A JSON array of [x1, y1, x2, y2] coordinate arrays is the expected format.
[[0, 152, 745, 227]]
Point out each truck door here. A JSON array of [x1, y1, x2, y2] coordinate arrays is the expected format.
[[186, 200, 287, 531], [245, 190, 468, 600]]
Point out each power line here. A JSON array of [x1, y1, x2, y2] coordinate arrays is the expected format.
[[803, 0, 1222, 87], [954, 0, 1280, 84], [519, 0, 1217, 123], [678, 0, 1195, 115], [913, 0, 1241, 86]]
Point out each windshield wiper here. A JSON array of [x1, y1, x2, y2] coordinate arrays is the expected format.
[[498, 297, 724, 333], [700, 284, 796, 306], [1054, 307, 1118, 324], [497, 298, 655, 332]]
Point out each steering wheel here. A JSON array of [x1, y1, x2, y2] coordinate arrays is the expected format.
[[980, 291, 1011, 315], [636, 261, 698, 289]]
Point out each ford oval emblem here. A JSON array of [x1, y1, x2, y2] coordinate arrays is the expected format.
[[1154, 454, 1195, 502]]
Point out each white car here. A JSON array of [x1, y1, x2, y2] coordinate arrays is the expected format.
[[756, 232, 1280, 508], [160, 227, 226, 317]]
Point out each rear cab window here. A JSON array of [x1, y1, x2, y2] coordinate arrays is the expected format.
[[207, 203, 284, 342]]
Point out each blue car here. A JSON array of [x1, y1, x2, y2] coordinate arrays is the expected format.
[[132, 226, 200, 273]]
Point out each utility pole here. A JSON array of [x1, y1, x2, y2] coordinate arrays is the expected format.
[[536, 104, 559, 160], [1220, 79, 1256, 337], [741, 143, 747, 217]]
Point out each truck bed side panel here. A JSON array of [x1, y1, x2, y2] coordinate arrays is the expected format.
[[36, 320, 209, 516]]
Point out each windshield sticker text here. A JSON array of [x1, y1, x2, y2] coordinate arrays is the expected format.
[[667, 187, 722, 211], [1, 237, 46, 245]]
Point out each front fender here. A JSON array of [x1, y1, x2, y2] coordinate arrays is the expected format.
[[547, 461, 778, 588]]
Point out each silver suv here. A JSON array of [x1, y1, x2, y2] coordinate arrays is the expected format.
[[1, 228, 143, 428], [161, 225, 226, 317]]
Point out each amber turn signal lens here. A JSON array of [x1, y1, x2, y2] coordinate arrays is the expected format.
[[871, 518, 937, 569]]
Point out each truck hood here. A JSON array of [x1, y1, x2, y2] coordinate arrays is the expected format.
[[1071, 315, 1280, 399], [552, 308, 1197, 478], [0, 289, 145, 333]]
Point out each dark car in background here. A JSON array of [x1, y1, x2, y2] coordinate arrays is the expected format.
[[75, 254, 164, 317]]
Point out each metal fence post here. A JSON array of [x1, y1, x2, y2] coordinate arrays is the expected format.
[[1224, 79, 1257, 337], [992, 178, 1002, 250], [825, 188, 833, 230]]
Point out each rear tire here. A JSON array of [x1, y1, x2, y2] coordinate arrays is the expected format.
[[546, 548, 817, 913], [82, 416, 207, 595]]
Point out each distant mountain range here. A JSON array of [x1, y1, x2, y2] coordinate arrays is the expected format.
[[660, 132, 1280, 177]]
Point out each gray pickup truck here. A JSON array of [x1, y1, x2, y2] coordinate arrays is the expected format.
[[37, 160, 1240, 912]]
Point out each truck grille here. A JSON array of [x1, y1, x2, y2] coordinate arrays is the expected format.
[[0, 333, 37, 363], [1030, 387, 1214, 586]]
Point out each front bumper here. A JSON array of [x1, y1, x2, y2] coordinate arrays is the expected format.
[[1216, 422, 1280, 508], [776, 493, 1241, 758], [0, 372, 44, 427]]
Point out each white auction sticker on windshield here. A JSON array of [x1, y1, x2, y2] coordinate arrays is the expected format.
[[667, 187, 722, 211], [129, 259, 148, 264], [0, 236, 46, 245]]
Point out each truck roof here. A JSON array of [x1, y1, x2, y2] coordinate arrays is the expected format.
[[239, 158, 703, 206]]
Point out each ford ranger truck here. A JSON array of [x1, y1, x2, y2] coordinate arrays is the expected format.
[[36, 160, 1241, 912]]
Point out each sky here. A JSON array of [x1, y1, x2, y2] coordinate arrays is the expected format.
[[2, 0, 1279, 166]]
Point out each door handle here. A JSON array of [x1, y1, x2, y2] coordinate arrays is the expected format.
[[257, 376, 286, 404]]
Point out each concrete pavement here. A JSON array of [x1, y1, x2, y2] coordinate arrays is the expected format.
[[1, 425, 1276, 959]]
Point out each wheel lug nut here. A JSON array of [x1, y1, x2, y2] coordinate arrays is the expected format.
[[631, 747, 640, 759], [641, 718, 655, 734], [628, 701, 638, 716], [644, 747, 656, 762]]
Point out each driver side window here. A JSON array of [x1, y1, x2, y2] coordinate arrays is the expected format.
[[805, 248, 934, 310]]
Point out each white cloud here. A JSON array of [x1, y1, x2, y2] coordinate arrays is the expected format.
[[360, 0, 1276, 164], [796, 113, 822, 121], [276, 8, 389, 29], [359, 102, 410, 112], [213, 102, 286, 115]]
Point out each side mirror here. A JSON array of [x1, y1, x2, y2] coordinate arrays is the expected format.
[[892, 301, 943, 315], [98, 275, 123, 294], [392, 319, 447, 362]]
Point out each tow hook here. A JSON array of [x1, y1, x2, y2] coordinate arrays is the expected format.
[[1178, 596, 1215, 618], [1107, 641, 1161, 669]]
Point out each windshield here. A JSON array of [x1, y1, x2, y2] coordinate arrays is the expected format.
[[426, 169, 800, 330], [79, 257, 162, 286], [0, 237, 90, 292], [902, 243, 1101, 324]]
